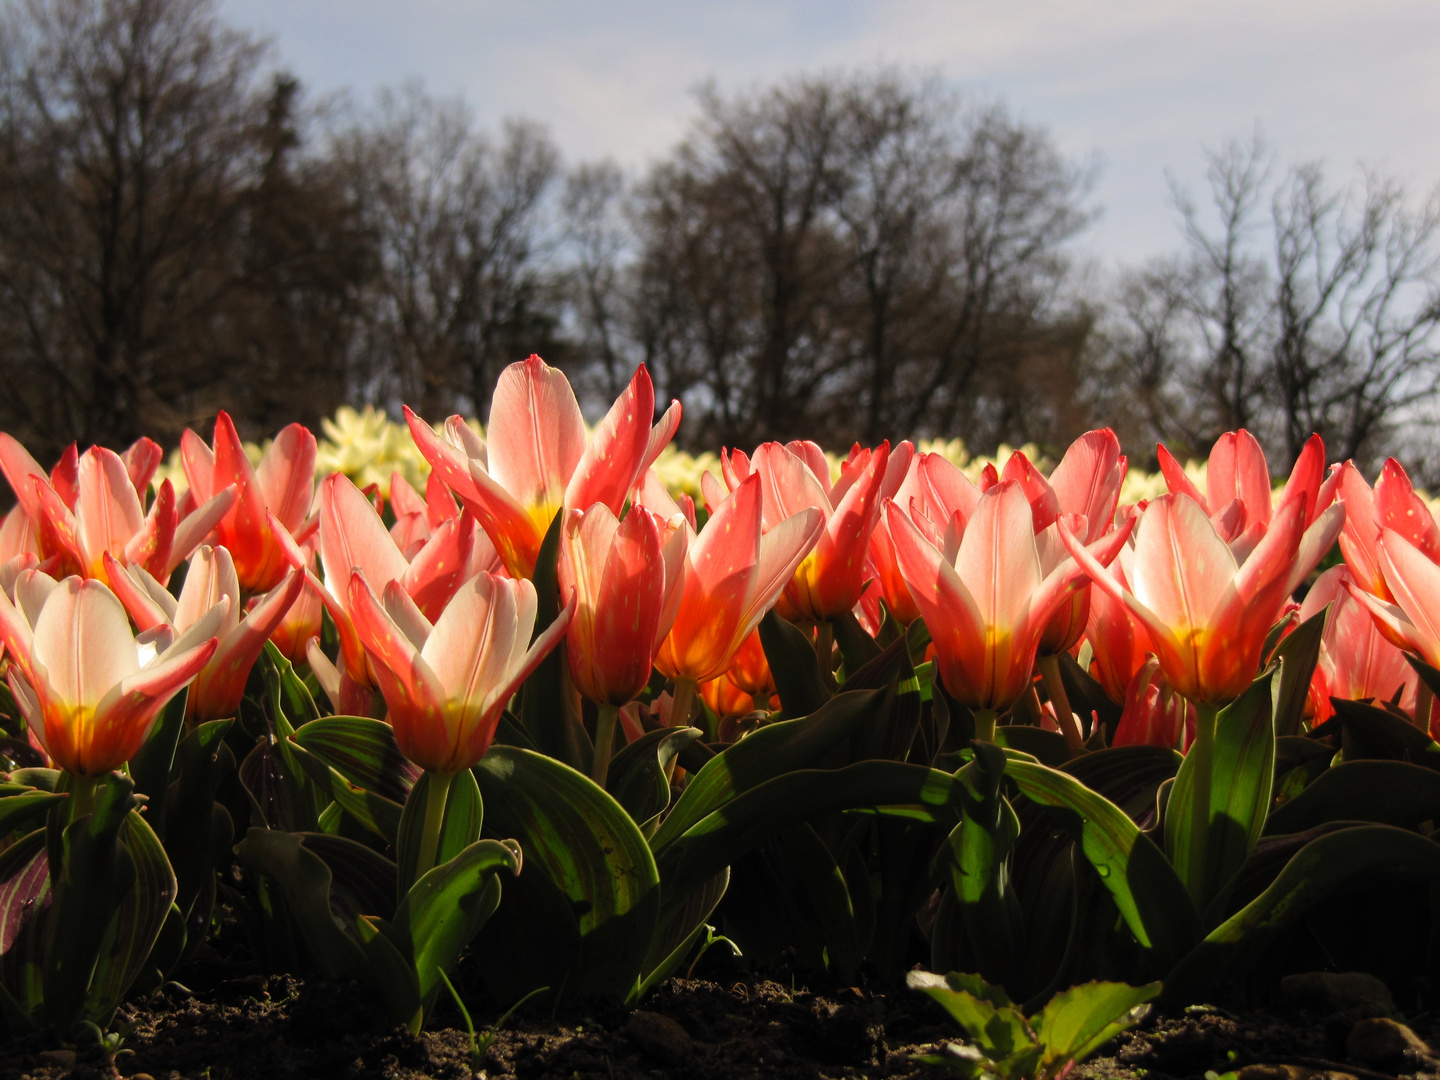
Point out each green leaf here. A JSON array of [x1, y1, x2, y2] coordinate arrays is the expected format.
[[995, 726, 1070, 768], [234, 827, 420, 1028], [1161, 825, 1440, 1008], [302, 832, 399, 923], [606, 725, 702, 828], [384, 837, 520, 1016], [0, 791, 65, 838], [1332, 698, 1440, 769], [656, 760, 966, 923], [83, 810, 178, 1025], [1006, 759, 1201, 975], [290, 716, 420, 803], [1263, 759, 1440, 834], [42, 772, 142, 1031], [770, 823, 862, 980], [1166, 670, 1276, 915], [263, 640, 321, 727], [1054, 652, 1123, 742], [1035, 980, 1159, 1074], [0, 829, 49, 1025], [832, 611, 882, 674], [651, 688, 884, 853], [951, 744, 1026, 987], [907, 970, 1034, 1061], [126, 689, 189, 834], [758, 609, 830, 716], [633, 868, 729, 1002], [1269, 608, 1325, 737], [163, 720, 235, 926], [473, 746, 660, 999], [395, 769, 484, 897]]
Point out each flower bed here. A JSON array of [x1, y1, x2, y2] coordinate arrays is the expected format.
[[1, 354, 1439, 1077]]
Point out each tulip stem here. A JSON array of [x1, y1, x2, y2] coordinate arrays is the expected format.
[[972, 708, 997, 744], [814, 621, 835, 686], [591, 703, 620, 787], [69, 774, 99, 821], [1037, 653, 1084, 751], [416, 769, 455, 880], [671, 677, 698, 731], [1179, 700, 1221, 901]]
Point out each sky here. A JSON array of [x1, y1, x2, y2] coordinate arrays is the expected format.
[[218, 0, 1440, 268]]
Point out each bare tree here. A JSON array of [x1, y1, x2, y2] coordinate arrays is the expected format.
[[618, 70, 1096, 452], [1108, 135, 1440, 469], [336, 84, 562, 418], [0, 0, 271, 456]]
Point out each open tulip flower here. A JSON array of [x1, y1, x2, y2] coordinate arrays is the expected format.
[[106, 546, 304, 723], [707, 439, 891, 626], [11, 442, 236, 586], [347, 569, 575, 775], [405, 356, 681, 580], [181, 411, 318, 594], [655, 472, 823, 723], [297, 472, 492, 712], [0, 570, 221, 776], [1159, 429, 1339, 589], [1061, 490, 1337, 706], [887, 478, 1133, 737], [1325, 458, 1440, 603], [1301, 565, 1417, 724]]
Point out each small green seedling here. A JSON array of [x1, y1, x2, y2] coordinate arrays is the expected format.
[[685, 923, 742, 979], [908, 970, 1160, 1080], [437, 969, 549, 1077]]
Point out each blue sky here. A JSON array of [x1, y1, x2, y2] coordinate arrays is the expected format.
[[218, 0, 1440, 266]]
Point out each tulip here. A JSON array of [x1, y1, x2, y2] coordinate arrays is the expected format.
[[1299, 565, 1416, 724], [406, 356, 681, 579], [655, 473, 823, 726], [887, 479, 1132, 739], [181, 412, 318, 593], [725, 627, 775, 707], [1113, 656, 1195, 751], [1158, 429, 1338, 590], [388, 469, 460, 559], [700, 675, 753, 720], [267, 539, 324, 666], [0, 571, 220, 777], [711, 439, 892, 630], [295, 472, 491, 714], [1323, 458, 1440, 603], [106, 546, 304, 723], [25, 445, 235, 585], [1345, 528, 1440, 675], [1082, 537, 1152, 706], [348, 568, 574, 876], [559, 502, 686, 782], [1002, 432, 1127, 747], [1062, 491, 1335, 706], [1074, 486, 1343, 901]]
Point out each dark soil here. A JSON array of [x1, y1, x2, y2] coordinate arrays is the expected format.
[[4, 954, 1440, 1080]]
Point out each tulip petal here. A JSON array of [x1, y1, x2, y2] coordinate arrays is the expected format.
[[566, 364, 655, 516], [169, 485, 239, 576], [319, 473, 410, 600], [1378, 529, 1440, 664], [1157, 443, 1209, 511], [1048, 429, 1125, 542], [488, 355, 587, 518], [956, 481, 1042, 630], [255, 423, 318, 534], [31, 577, 140, 709]]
